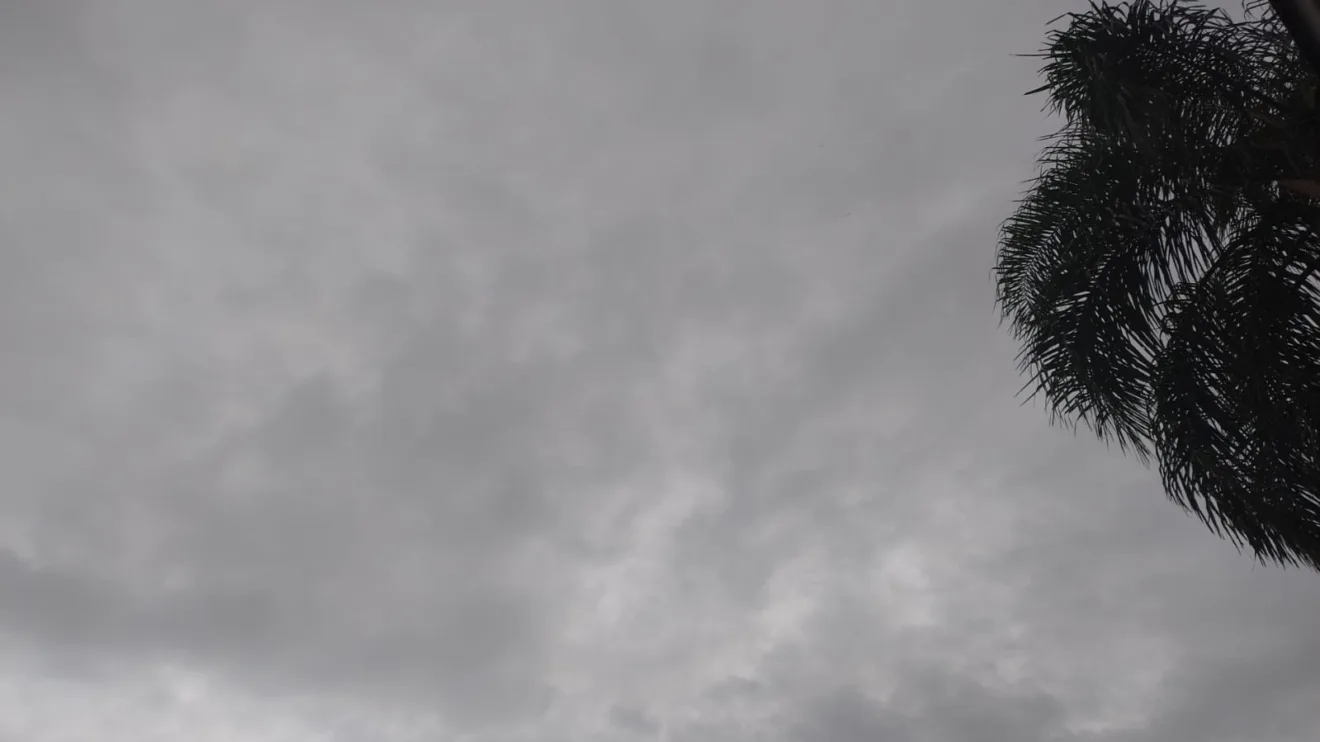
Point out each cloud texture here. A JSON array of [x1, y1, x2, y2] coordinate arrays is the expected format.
[[0, 0, 1316, 740]]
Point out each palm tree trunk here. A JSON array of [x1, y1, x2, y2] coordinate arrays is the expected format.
[[1270, 0, 1320, 73]]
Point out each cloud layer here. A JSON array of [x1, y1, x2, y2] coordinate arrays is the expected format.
[[1, 0, 1316, 740]]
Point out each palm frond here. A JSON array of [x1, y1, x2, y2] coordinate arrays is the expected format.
[[1152, 201, 1320, 567]]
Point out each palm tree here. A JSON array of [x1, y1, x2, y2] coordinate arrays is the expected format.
[[994, 0, 1320, 569]]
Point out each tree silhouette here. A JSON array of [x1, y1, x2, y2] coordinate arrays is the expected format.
[[995, 0, 1320, 569]]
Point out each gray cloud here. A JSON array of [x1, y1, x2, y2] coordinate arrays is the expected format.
[[1, 0, 1317, 740]]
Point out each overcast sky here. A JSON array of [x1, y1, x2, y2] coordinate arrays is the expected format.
[[1, 0, 1317, 740]]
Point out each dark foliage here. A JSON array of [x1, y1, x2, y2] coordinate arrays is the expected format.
[[995, 0, 1320, 568]]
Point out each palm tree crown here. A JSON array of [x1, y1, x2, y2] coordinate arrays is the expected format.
[[995, 0, 1320, 569]]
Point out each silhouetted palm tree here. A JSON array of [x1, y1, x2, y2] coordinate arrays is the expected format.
[[995, 0, 1320, 569]]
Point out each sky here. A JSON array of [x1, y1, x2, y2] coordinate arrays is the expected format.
[[1, 0, 1317, 740]]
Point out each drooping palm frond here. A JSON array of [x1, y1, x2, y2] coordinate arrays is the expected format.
[[1030, 0, 1270, 141], [1153, 200, 1320, 567], [999, 0, 1260, 451], [1001, 131, 1168, 457], [995, 0, 1320, 568]]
